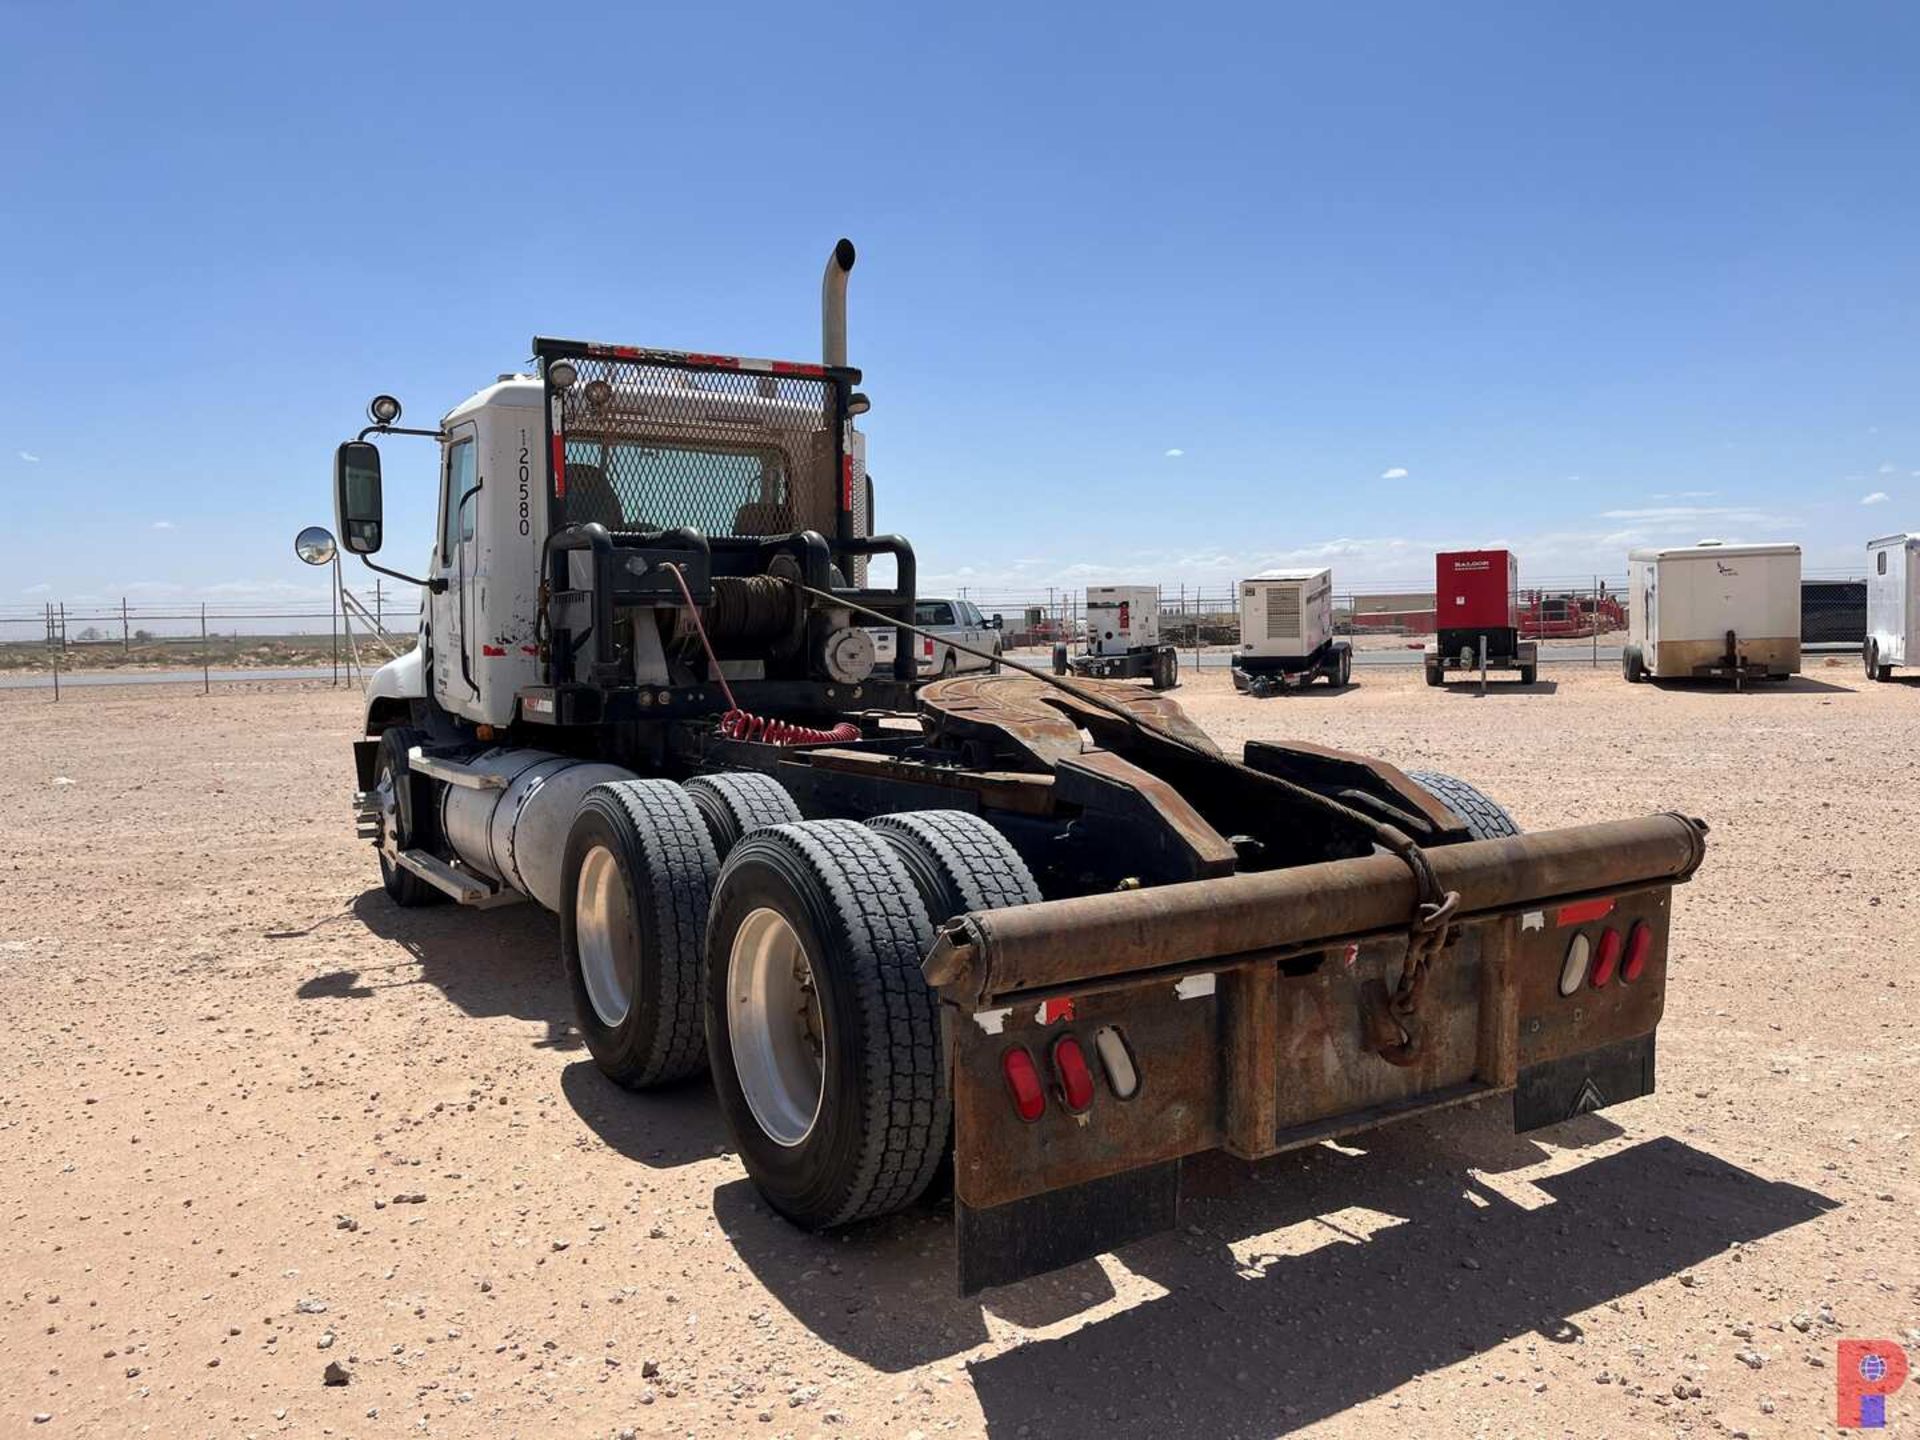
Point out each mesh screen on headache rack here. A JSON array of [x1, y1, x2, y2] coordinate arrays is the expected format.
[[551, 355, 841, 538]]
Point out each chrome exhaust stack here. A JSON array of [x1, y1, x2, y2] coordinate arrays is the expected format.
[[821, 238, 856, 368]]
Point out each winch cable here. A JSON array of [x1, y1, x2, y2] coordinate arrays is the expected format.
[[793, 582, 1458, 1059], [660, 563, 858, 746]]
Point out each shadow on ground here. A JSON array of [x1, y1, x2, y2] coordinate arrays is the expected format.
[[1649, 675, 1851, 695], [296, 889, 579, 1053], [719, 1099, 1833, 1438], [1436, 679, 1561, 696]]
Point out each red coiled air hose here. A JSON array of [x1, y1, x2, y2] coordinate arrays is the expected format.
[[662, 563, 861, 748]]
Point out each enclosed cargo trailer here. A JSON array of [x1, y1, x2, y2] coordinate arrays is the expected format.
[[1623, 542, 1801, 685], [1865, 533, 1920, 681]]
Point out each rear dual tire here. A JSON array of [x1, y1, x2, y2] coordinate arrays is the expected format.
[[706, 820, 946, 1228], [560, 780, 719, 1090]]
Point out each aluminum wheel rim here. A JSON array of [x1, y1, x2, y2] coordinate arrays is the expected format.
[[575, 845, 636, 1028], [727, 907, 826, 1148]]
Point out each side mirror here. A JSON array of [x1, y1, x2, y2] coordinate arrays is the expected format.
[[989, 614, 1004, 630], [334, 441, 384, 555]]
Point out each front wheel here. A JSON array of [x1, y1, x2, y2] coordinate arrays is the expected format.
[[1623, 645, 1647, 684], [1865, 639, 1886, 682], [706, 821, 945, 1228], [373, 728, 441, 908], [1332, 646, 1352, 687]]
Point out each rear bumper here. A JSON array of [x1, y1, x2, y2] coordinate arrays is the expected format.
[[928, 813, 1707, 1291]]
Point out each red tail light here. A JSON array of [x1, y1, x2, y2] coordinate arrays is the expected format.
[[1622, 921, 1653, 982], [1051, 1034, 1095, 1114], [1589, 927, 1623, 988], [1002, 1048, 1045, 1123], [922, 637, 934, 658]]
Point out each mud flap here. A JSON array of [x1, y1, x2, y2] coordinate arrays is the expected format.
[[956, 1159, 1180, 1296], [1514, 1032, 1655, 1133]]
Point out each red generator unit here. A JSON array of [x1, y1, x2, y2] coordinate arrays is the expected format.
[[1425, 549, 1538, 685]]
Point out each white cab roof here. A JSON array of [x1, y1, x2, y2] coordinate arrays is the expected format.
[[442, 375, 543, 427], [1867, 533, 1920, 548]]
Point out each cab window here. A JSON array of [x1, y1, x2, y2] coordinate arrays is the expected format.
[[440, 439, 476, 560], [916, 601, 956, 627]]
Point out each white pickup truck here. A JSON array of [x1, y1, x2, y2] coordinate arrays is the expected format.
[[867, 597, 1002, 677]]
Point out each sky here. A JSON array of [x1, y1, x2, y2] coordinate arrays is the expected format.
[[3, 1, 1918, 621]]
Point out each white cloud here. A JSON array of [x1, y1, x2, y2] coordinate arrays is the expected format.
[[18, 451, 39, 463], [1163, 448, 1184, 459], [1598, 504, 1794, 530], [151, 520, 176, 530], [1862, 491, 1890, 506], [1379, 466, 1409, 480], [21, 583, 50, 595], [1650, 490, 1718, 500], [1878, 463, 1898, 474]]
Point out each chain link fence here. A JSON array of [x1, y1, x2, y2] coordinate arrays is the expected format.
[[0, 584, 419, 693], [1, 569, 1867, 691]]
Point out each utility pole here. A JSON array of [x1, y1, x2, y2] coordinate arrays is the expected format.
[[121, 596, 130, 655], [374, 578, 384, 634]]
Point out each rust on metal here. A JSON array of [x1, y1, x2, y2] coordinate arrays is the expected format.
[[801, 747, 1058, 816], [927, 813, 1707, 1008], [917, 672, 1221, 769]]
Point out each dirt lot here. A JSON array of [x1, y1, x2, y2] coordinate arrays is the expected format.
[[2, 663, 1915, 1439]]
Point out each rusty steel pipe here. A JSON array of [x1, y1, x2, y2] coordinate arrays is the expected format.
[[925, 813, 1706, 1007]]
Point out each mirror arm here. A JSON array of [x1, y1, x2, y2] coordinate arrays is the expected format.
[[357, 555, 446, 594], [356, 423, 448, 443]]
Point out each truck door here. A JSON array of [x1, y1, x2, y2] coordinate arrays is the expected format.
[[429, 425, 481, 716]]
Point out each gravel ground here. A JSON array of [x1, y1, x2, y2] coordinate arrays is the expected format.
[[1, 663, 1914, 1439]]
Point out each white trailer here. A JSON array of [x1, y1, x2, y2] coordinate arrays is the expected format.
[[1623, 542, 1801, 685], [1232, 568, 1351, 693], [1053, 584, 1178, 688], [1865, 532, 1920, 681]]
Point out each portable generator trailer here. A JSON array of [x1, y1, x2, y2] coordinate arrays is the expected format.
[[1232, 568, 1353, 694], [1865, 533, 1920, 681], [1052, 584, 1179, 689], [328, 240, 1708, 1296], [1623, 542, 1801, 686], [1424, 549, 1538, 686]]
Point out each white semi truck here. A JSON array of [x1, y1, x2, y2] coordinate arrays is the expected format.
[[322, 241, 1707, 1293]]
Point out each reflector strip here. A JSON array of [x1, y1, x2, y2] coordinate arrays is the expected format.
[[480, 644, 506, 658], [1037, 997, 1075, 1026], [841, 454, 855, 512], [1589, 927, 1623, 988], [1622, 921, 1653, 982], [551, 434, 567, 499], [1556, 898, 1616, 927], [1002, 1048, 1045, 1123], [1051, 1035, 1095, 1115]]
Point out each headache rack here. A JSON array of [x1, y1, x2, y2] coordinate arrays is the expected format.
[[526, 339, 915, 720]]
